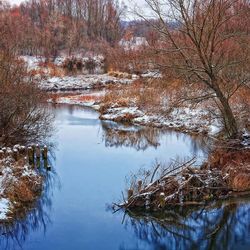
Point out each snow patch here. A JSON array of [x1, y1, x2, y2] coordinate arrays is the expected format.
[[100, 104, 220, 135], [40, 74, 135, 91], [0, 198, 10, 220]]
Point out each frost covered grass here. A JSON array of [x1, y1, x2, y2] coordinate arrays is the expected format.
[[0, 152, 43, 222], [98, 79, 250, 138], [47, 81, 221, 135], [99, 80, 220, 135]]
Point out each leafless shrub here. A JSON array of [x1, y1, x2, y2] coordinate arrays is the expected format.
[[0, 50, 53, 147]]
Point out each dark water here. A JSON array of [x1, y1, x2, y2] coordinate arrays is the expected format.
[[1, 104, 250, 250]]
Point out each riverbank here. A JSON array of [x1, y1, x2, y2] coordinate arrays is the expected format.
[[22, 55, 249, 140], [21, 55, 221, 136], [49, 79, 250, 143], [0, 146, 48, 222], [21, 55, 137, 91], [48, 89, 221, 136]]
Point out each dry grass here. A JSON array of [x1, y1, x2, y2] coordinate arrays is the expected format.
[[37, 61, 66, 77], [101, 79, 171, 115], [108, 71, 133, 79], [49, 92, 103, 104], [0, 157, 43, 221], [105, 47, 151, 74], [208, 148, 250, 169], [206, 148, 250, 191]]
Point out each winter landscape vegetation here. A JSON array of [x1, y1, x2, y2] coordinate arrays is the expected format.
[[0, 0, 250, 249]]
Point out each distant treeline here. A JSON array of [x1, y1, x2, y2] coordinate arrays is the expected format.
[[0, 0, 125, 57]]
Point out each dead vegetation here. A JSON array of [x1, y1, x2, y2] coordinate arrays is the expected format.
[[101, 79, 169, 114], [206, 147, 250, 192], [0, 50, 53, 147], [114, 148, 250, 211], [0, 145, 52, 222], [105, 46, 151, 74], [0, 158, 43, 221], [100, 70, 250, 136]]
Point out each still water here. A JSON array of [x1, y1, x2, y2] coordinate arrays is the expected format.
[[1, 104, 250, 250]]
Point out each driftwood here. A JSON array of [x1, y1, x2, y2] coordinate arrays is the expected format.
[[115, 158, 232, 211]]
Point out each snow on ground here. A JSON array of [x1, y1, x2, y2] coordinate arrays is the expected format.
[[40, 74, 135, 91], [50, 90, 220, 135], [141, 70, 162, 78], [20, 55, 138, 91], [20, 55, 45, 71], [242, 130, 250, 148], [0, 152, 40, 221], [0, 157, 15, 220], [100, 105, 220, 135], [119, 37, 149, 50], [20, 55, 220, 135], [0, 198, 10, 220], [50, 90, 105, 110]]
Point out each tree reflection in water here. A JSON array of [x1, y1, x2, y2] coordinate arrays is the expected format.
[[120, 198, 250, 250], [0, 168, 60, 250], [101, 121, 210, 153]]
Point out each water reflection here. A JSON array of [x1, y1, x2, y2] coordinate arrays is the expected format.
[[0, 166, 59, 250], [52, 103, 209, 154], [101, 120, 209, 154], [3, 103, 247, 250], [121, 198, 250, 250]]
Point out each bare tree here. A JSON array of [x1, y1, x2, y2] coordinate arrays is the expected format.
[[137, 0, 250, 138]]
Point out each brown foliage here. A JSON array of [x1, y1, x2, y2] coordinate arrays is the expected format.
[[102, 78, 183, 117], [0, 0, 124, 57]]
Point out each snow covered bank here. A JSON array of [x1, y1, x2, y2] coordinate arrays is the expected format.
[[40, 74, 136, 91], [19, 55, 241, 138], [49, 91, 104, 110], [0, 147, 43, 222], [100, 105, 219, 135], [50, 91, 220, 135], [20, 55, 138, 91]]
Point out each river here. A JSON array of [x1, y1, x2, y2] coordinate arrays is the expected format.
[[1, 104, 250, 250]]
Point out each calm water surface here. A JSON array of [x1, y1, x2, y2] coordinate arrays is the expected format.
[[1, 104, 250, 250]]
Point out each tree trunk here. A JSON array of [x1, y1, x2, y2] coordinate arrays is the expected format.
[[215, 89, 238, 139]]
